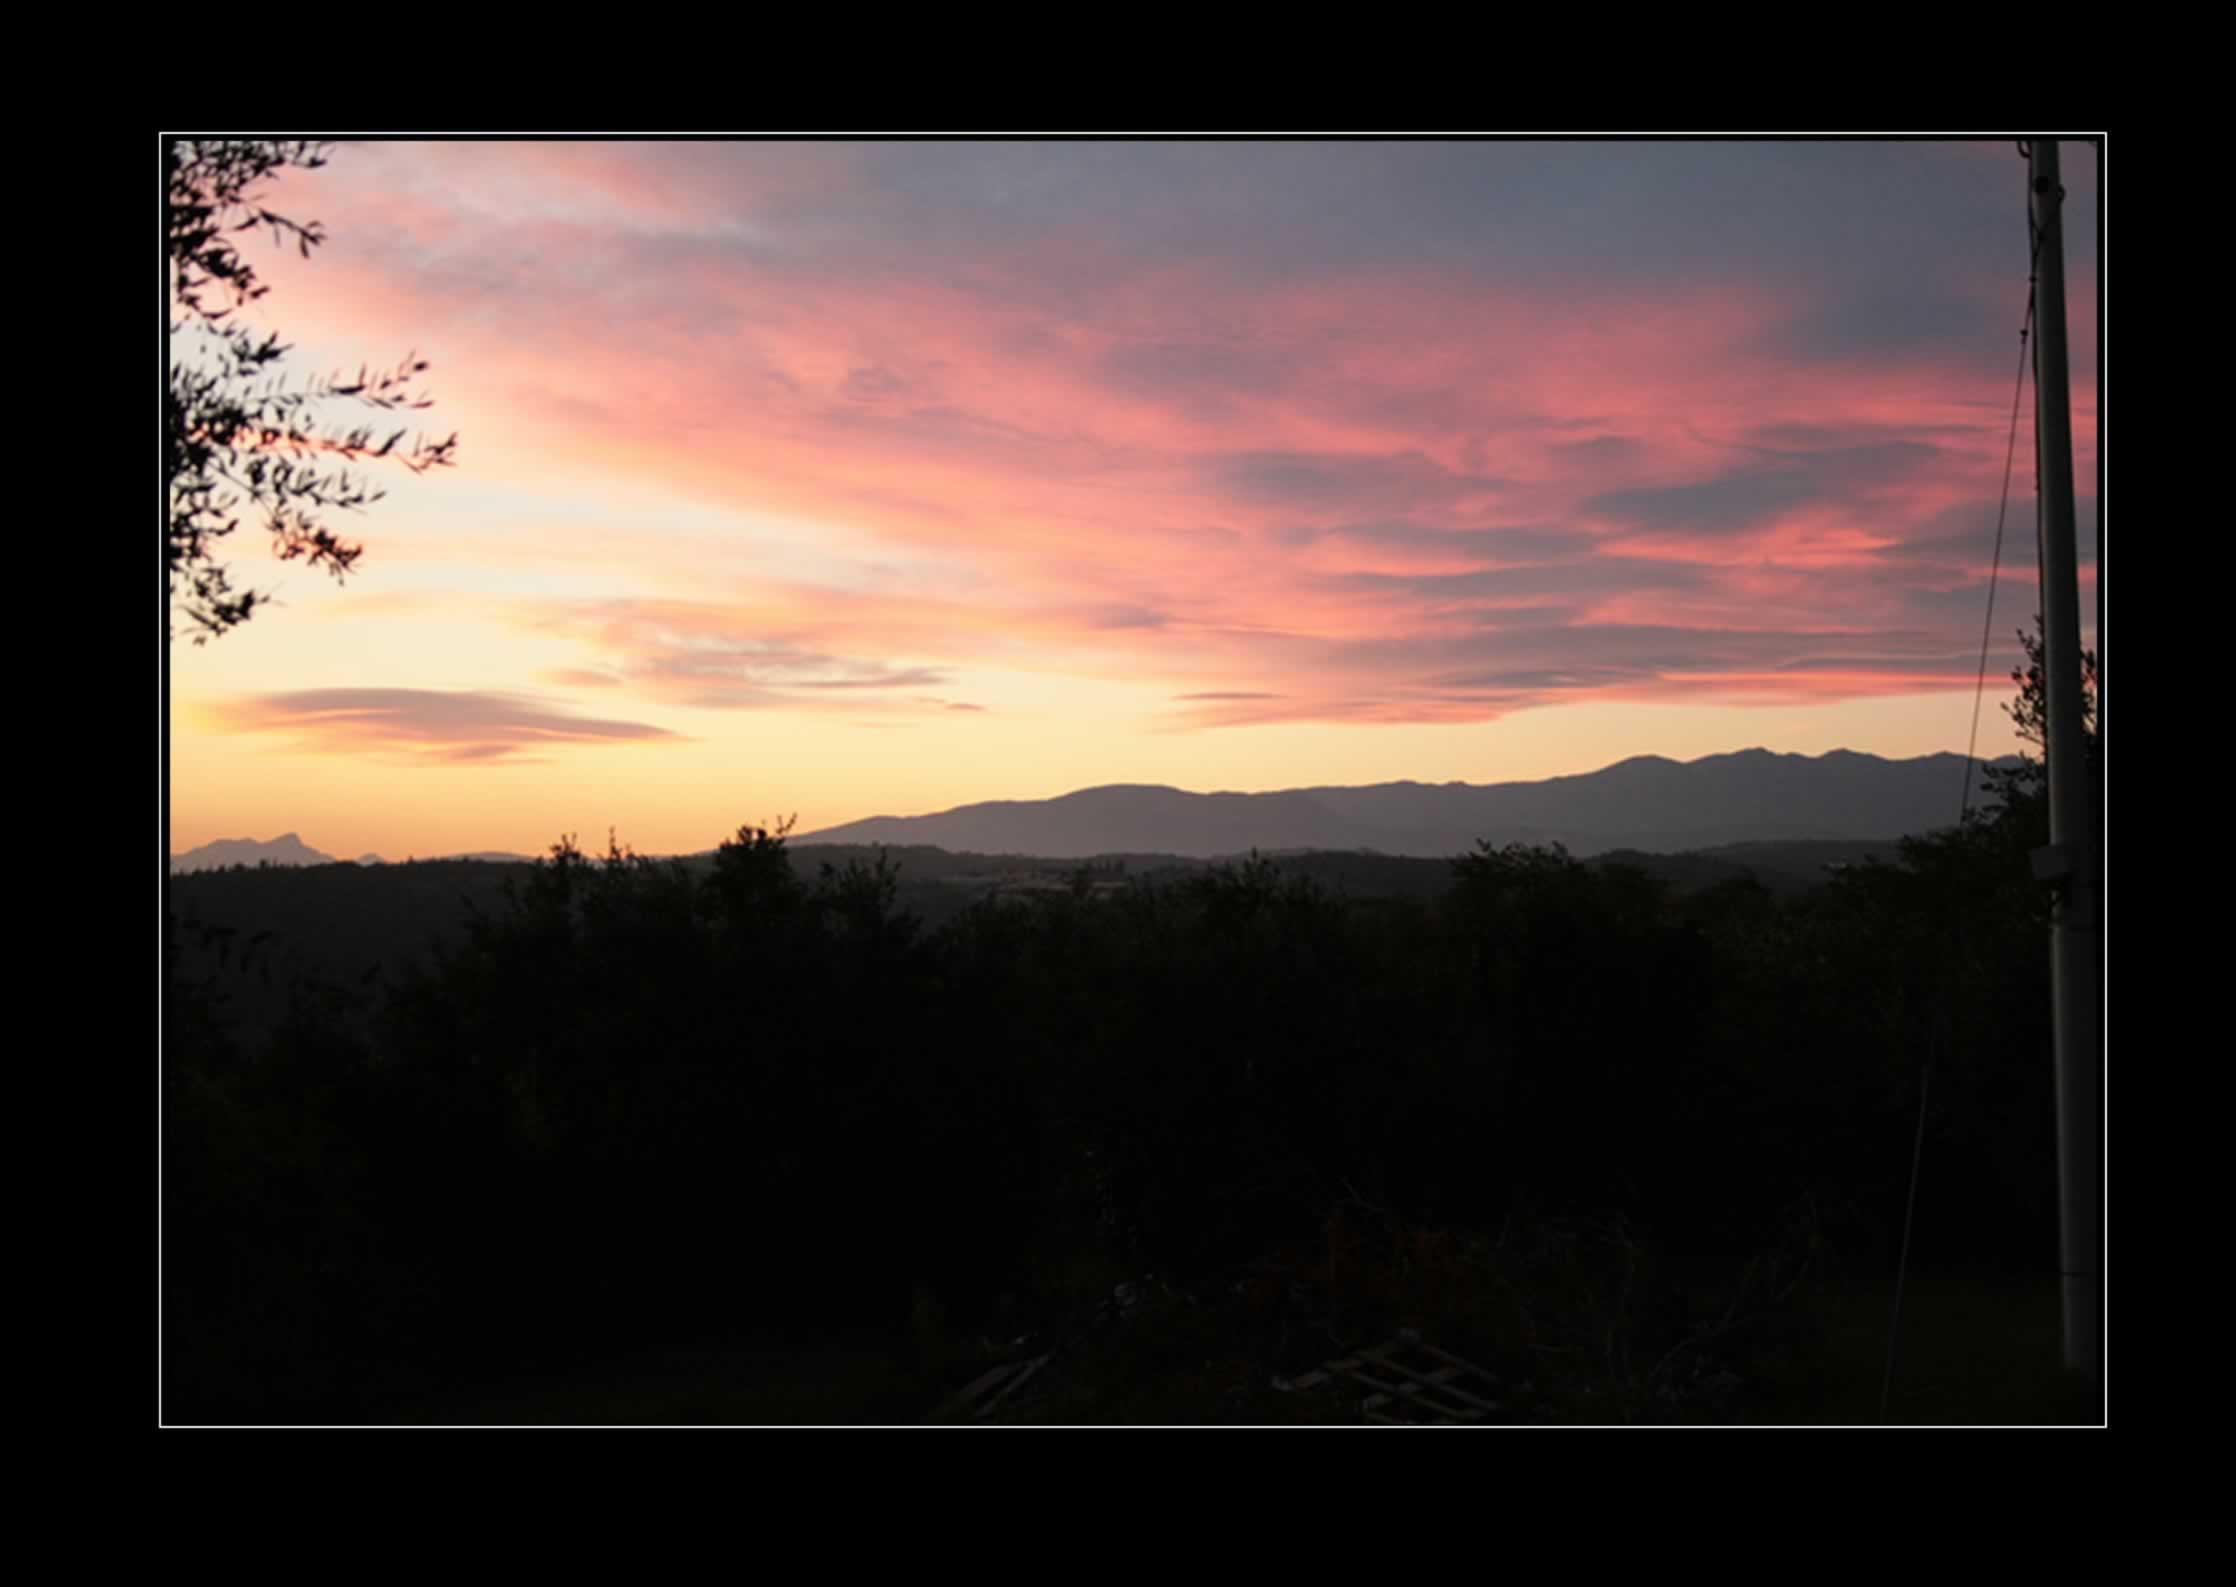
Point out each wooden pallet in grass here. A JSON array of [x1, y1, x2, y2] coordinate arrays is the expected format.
[[1273, 1329, 1504, 1424]]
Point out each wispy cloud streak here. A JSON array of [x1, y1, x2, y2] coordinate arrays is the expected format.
[[214, 689, 682, 764]]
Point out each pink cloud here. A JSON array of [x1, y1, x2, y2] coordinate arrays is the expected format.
[[229, 143, 2099, 733]]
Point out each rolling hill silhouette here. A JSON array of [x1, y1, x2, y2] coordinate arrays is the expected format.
[[793, 749, 2013, 859]]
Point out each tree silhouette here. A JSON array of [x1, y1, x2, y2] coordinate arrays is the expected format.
[[1977, 618, 2098, 836], [166, 139, 458, 642]]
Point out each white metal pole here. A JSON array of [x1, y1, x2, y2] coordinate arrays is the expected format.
[[2028, 137, 2102, 1378]]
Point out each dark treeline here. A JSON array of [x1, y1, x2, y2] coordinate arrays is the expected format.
[[165, 756, 2068, 1420]]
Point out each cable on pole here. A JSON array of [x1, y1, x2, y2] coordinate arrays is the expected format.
[[1957, 283, 2038, 827]]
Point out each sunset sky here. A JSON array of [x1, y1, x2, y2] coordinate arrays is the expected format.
[[166, 139, 2101, 862]]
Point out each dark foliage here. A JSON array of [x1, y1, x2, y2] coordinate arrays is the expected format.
[[1976, 618, 2099, 848], [164, 799, 2076, 1420]]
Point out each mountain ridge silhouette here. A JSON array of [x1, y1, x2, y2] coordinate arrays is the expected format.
[[167, 749, 2025, 870], [793, 748, 2019, 860]]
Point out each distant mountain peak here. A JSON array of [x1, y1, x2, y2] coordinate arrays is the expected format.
[[169, 833, 336, 873]]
